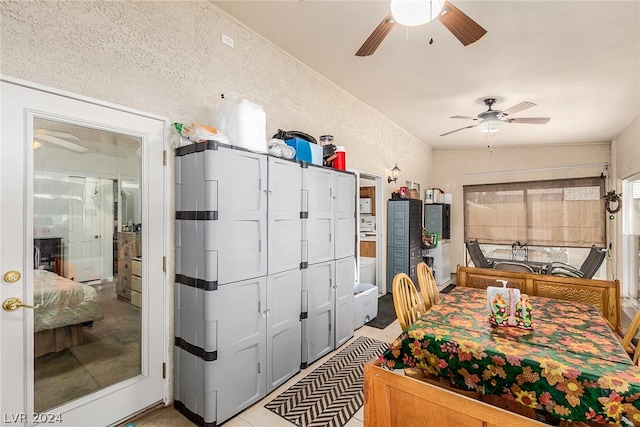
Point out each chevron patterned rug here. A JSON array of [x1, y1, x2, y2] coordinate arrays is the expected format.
[[265, 336, 389, 427]]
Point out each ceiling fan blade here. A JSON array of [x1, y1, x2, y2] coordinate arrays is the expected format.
[[440, 124, 478, 136], [34, 134, 89, 153], [501, 101, 536, 116], [450, 115, 477, 120], [438, 1, 487, 46], [356, 13, 396, 57], [35, 129, 80, 141], [506, 117, 551, 124]]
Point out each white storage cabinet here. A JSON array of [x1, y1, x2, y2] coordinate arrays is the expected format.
[[425, 240, 451, 287]]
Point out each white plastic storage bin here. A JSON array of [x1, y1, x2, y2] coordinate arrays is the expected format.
[[354, 283, 378, 329], [359, 256, 376, 286]]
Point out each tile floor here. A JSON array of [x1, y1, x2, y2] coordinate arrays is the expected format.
[[123, 287, 640, 427], [122, 319, 402, 427]]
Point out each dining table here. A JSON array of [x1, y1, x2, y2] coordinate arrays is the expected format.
[[380, 287, 640, 426]]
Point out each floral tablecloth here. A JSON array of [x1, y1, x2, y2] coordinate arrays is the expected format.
[[381, 287, 640, 425]]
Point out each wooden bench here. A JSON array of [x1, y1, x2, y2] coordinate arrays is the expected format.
[[364, 358, 549, 426], [456, 265, 621, 333]]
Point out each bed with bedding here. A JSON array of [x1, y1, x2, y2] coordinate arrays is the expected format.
[[33, 269, 104, 357]]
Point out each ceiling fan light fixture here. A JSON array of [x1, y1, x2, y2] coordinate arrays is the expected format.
[[390, 0, 445, 27], [478, 118, 503, 134]]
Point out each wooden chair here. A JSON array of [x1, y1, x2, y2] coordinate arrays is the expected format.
[[417, 261, 441, 310], [621, 309, 640, 364], [605, 308, 640, 364], [392, 273, 424, 330]]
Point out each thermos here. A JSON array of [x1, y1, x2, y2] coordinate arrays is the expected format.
[[334, 146, 346, 171]]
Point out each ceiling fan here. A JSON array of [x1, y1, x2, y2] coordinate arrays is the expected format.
[[34, 129, 90, 153], [356, 0, 487, 57], [440, 98, 551, 137]]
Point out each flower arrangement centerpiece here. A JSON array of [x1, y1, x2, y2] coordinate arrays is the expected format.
[[487, 280, 533, 329]]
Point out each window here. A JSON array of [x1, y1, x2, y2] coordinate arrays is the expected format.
[[464, 177, 605, 247]]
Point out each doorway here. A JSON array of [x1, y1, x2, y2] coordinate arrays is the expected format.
[[1, 79, 167, 425], [355, 171, 385, 295]]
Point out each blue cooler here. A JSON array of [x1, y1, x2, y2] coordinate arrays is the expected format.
[[285, 138, 322, 165]]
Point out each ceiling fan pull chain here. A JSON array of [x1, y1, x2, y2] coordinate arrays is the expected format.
[[429, 0, 434, 44]]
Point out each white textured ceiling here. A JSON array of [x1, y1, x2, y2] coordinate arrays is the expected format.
[[213, 0, 640, 149]]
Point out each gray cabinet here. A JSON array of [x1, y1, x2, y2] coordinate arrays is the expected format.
[[334, 256, 356, 348], [387, 199, 423, 293], [302, 165, 335, 264], [424, 203, 451, 240], [266, 269, 303, 391], [175, 143, 268, 286], [300, 165, 356, 367], [268, 156, 303, 274], [174, 276, 267, 425], [174, 142, 302, 426], [301, 261, 334, 365], [334, 172, 356, 260]]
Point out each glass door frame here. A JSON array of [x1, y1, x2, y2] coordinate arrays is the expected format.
[[0, 76, 171, 425], [623, 172, 640, 301]]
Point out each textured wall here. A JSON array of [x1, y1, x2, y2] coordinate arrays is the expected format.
[[616, 115, 640, 181], [0, 0, 431, 188], [432, 143, 612, 274]]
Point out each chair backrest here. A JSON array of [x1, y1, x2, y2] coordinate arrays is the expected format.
[[622, 309, 640, 365], [416, 262, 441, 309], [466, 240, 489, 268], [493, 261, 535, 273], [579, 245, 606, 279], [392, 273, 424, 330]]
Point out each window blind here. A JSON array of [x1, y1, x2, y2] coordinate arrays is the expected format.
[[464, 177, 605, 247]]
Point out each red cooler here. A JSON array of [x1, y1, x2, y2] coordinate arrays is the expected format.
[[334, 146, 346, 170]]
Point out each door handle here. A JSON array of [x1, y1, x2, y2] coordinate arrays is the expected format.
[[2, 297, 40, 312], [94, 235, 100, 239]]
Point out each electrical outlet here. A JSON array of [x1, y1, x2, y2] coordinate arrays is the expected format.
[[221, 33, 234, 48]]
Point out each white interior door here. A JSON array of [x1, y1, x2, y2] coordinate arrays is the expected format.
[[68, 177, 104, 283], [0, 79, 167, 426]]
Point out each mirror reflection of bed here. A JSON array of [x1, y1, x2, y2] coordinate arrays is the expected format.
[[33, 236, 142, 412], [33, 268, 104, 358], [32, 118, 143, 413]]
